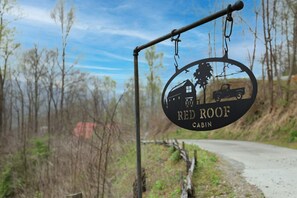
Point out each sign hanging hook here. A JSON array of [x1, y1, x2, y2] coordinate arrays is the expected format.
[[224, 4, 234, 58], [171, 29, 181, 73]]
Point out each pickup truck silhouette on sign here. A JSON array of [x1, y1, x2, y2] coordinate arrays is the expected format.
[[213, 83, 245, 102]]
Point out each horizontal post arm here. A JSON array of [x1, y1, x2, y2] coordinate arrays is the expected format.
[[133, 0, 244, 54]]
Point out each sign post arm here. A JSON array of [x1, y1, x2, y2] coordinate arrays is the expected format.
[[134, 1, 243, 54], [133, 1, 244, 198]]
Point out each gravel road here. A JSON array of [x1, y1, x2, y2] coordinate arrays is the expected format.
[[183, 140, 297, 198]]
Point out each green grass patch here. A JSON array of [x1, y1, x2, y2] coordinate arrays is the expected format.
[[185, 144, 233, 197], [169, 149, 181, 163], [111, 143, 234, 197]]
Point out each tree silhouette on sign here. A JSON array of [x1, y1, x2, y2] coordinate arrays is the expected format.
[[193, 62, 213, 104]]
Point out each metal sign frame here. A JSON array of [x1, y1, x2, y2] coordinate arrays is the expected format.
[[161, 56, 257, 131], [133, 1, 244, 197]]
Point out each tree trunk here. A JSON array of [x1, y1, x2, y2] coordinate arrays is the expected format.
[[286, 11, 297, 102], [60, 47, 65, 126], [34, 77, 39, 134], [262, 0, 274, 112], [0, 84, 3, 135]]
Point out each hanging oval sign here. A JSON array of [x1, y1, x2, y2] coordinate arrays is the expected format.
[[162, 57, 257, 131]]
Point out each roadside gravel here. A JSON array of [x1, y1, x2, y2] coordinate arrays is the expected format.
[[218, 156, 264, 197], [183, 139, 297, 198]]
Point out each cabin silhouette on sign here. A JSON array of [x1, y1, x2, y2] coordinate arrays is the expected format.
[[167, 80, 196, 109]]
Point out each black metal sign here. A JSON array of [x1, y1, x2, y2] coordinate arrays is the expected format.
[[162, 56, 257, 131]]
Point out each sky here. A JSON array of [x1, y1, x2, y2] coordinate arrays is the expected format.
[[10, 0, 262, 92]]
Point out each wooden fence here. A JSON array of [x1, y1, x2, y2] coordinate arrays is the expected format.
[[141, 139, 197, 198]]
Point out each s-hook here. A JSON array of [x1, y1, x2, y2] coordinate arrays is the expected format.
[[224, 4, 234, 58], [171, 29, 181, 73]]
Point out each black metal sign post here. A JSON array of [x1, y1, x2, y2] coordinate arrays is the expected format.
[[133, 1, 244, 197]]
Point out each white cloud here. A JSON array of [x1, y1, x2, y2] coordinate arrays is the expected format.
[[17, 4, 90, 32], [15, 4, 155, 48], [17, 5, 54, 25], [96, 49, 133, 62], [97, 27, 155, 41], [75, 65, 122, 71], [16, 2, 186, 47]]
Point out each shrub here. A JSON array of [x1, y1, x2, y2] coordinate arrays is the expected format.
[[29, 136, 50, 164], [153, 180, 165, 191], [289, 130, 297, 142], [168, 146, 176, 154], [0, 136, 51, 197], [169, 150, 181, 163], [0, 164, 13, 198]]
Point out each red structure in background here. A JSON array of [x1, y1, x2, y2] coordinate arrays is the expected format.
[[73, 122, 96, 139]]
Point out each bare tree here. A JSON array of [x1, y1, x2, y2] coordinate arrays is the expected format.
[[238, 9, 259, 71], [145, 46, 163, 122], [21, 46, 47, 134], [13, 70, 28, 181], [40, 49, 59, 182], [0, 0, 20, 135], [261, 0, 275, 112], [51, 0, 75, 124], [42, 50, 58, 136]]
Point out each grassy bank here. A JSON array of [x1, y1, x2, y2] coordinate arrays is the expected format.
[[165, 124, 297, 149], [111, 143, 233, 197]]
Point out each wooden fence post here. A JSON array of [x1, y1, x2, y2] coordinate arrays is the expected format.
[[133, 168, 147, 198], [194, 150, 197, 166]]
